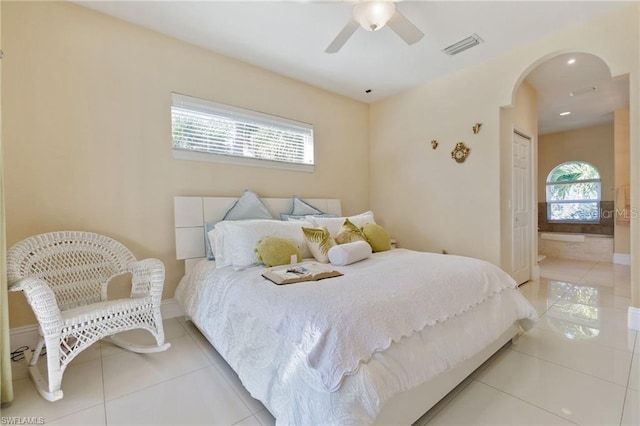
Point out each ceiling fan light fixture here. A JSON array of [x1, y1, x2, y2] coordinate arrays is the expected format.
[[353, 1, 396, 32]]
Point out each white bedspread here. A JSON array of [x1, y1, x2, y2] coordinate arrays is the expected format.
[[176, 249, 538, 424]]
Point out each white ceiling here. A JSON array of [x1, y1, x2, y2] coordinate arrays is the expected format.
[[75, 1, 632, 133], [525, 52, 629, 135]]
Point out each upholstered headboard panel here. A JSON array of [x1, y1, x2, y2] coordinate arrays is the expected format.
[[174, 196, 342, 272]]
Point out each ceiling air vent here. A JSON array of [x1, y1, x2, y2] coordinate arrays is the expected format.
[[442, 33, 484, 56], [569, 86, 598, 97]]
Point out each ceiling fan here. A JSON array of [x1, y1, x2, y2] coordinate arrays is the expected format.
[[326, 0, 424, 54]]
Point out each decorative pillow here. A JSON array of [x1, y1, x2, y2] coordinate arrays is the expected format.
[[223, 190, 273, 221], [291, 196, 324, 215], [301, 227, 336, 263], [335, 219, 367, 245], [256, 237, 302, 267], [308, 211, 375, 237], [212, 219, 313, 270], [361, 223, 391, 252], [328, 241, 372, 266], [280, 196, 337, 221]]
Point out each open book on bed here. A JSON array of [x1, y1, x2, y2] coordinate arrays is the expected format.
[[262, 261, 343, 285]]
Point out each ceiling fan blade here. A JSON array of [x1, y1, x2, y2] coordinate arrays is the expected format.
[[325, 19, 360, 54], [387, 10, 424, 45]]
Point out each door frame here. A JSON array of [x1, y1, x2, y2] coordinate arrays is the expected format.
[[511, 127, 539, 283]]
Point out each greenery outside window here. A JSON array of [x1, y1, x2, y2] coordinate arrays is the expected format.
[[546, 161, 601, 222], [171, 93, 314, 172]]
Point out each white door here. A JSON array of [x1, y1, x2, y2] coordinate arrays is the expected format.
[[512, 131, 532, 284]]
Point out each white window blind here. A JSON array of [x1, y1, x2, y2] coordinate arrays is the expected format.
[[546, 161, 601, 222], [171, 93, 314, 172]]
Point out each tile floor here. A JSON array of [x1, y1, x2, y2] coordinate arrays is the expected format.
[[417, 258, 638, 426], [5, 257, 638, 425]]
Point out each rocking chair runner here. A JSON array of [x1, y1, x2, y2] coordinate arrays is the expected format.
[[7, 231, 170, 402]]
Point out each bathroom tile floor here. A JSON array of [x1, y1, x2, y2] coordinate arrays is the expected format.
[[6, 257, 637, 425]]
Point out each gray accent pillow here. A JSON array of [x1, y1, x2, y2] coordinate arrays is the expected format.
[[223, 190, 273, 221], [280, 196, 337, 221]]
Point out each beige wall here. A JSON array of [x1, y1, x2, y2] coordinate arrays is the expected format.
[[3, 2, 370, 327], [499, 80, 538, 278], [514, 81, 539, 136], [634, 4, 640, 307], [538, 124, 615, 202], [369, 70, 503, 261], [5, 2, 640, 328], [615, 108, 631, 255], [370, 5, 639, 306]]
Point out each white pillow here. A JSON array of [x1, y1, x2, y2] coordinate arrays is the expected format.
[[206, 190, 273, 260], [212, 219, 314, 270], [307, 211, 376, 237], [328, 241, 372, 266]]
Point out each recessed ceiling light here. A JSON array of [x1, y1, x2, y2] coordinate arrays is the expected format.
[[560, 111, 571, 116], [567, 58, 576, 65]]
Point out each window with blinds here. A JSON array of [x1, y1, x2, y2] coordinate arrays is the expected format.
[[171, 93, 314, 172], [546, 161, 601, 222]]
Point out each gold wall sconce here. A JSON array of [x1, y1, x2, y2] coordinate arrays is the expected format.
[[451, 142, 470, 163], [472, 123, 482, 134], [431, 140, 439, 149]]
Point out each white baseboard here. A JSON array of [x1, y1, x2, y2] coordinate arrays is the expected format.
[[613, 253, 631, 265], [629, 306, 640, 331], [9, 298, 184, 352]]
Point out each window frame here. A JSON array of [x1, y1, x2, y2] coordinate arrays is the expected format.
[[545, 161, 601, 224], [171, 93, 315, 173]]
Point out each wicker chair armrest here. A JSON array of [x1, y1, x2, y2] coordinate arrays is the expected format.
[[127, 258, 165, 301], [9, 277, 64, 336]]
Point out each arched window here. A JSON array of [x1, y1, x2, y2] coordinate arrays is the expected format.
[[546, 161, 601, 222]]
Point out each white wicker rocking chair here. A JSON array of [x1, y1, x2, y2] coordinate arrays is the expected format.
[[7, 231, 171, 402]]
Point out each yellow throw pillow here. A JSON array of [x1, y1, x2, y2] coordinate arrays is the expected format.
[[361, 223, 391, 252], [255, 236, 302, 267], [335, 218, 367, 245], [301, 227, 336, 263]]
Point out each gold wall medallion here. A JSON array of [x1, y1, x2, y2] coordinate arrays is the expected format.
[[431, 140, 439, 149], [451, 142, 470, 163], [472, 122, 482, 134]]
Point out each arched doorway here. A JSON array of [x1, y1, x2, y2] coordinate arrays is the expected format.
[[501, 52, 630, 286]]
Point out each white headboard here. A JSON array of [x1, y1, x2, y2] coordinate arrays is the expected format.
[[174, 196, 342, 271]]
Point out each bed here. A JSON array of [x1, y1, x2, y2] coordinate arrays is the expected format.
[[173, 196, 538, 425]]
